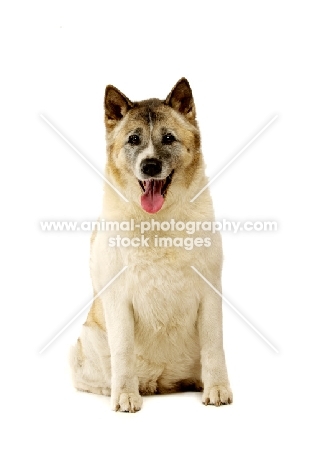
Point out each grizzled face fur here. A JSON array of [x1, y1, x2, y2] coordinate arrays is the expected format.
[[104, 78, 202, 214]]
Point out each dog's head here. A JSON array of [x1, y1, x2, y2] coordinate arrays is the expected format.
[[104, 78, 202, 214]]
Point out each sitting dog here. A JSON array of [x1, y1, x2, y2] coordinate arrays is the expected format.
[[69, 78, 233, 412]]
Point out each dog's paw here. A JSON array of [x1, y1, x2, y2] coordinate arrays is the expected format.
[[112, 392, 143, 413], [202, 385, 233, 406]]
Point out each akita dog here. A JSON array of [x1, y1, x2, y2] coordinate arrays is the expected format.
[[69, 78, 233, 412]]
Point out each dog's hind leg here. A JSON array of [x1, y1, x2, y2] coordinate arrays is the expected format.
[[69, 299, 111, 396]]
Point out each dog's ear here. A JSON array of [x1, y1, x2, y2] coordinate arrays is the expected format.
[[104, 85, 133, 129], [165, 78, 196, 123]]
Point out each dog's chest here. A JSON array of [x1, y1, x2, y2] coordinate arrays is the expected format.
[[129, 260, 200, 334]]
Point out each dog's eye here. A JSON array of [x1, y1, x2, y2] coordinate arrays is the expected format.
[[162, 133, 176, 145], [128, 134, 141, 145]]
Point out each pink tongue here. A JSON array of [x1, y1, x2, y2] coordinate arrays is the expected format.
[[141, 179, 164, 213]]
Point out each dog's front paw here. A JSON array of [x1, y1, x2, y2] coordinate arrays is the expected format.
[[202, 385, 233, 406], [112, 391, 143, 413]]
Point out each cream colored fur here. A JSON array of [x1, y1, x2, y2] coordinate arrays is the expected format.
[[69, 80, 232, 412]]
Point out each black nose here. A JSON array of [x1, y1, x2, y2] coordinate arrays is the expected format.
[[140, 158, 162, 177]]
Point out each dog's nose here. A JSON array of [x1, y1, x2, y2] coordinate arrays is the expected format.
[[140, 158, 162, 177]]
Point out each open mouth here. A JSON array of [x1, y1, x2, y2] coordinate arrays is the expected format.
[[138, 170, 174, 213]]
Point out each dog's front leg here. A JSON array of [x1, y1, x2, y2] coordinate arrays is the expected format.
[[103, 293, 142, 412], [198, 289, 233, 406]]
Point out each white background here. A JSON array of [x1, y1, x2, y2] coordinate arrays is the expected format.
[[1, 1, 311, 466]]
